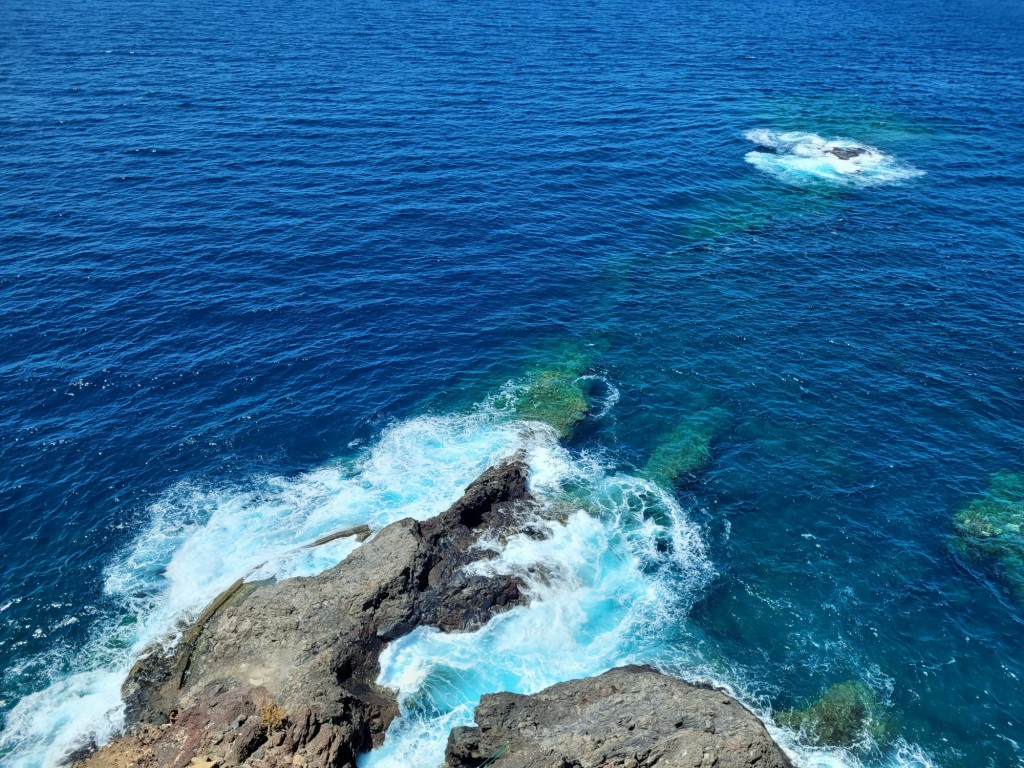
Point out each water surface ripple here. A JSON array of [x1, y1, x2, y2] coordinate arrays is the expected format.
[[1, 0, 1023, 766]]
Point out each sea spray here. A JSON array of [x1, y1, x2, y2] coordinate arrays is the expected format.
[[744, 130, 924, 188], [360, 453, 936, 768], [0, 400, 938, 768], [363, 467, 714, 768], [0, 413, 548, 768]]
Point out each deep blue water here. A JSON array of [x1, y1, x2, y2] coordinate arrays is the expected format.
[[2, 0, 1023, 766]]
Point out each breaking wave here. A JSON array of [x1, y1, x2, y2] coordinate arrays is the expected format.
[[0, 400, 936, 768], [744, 129, 924, 187], [0, 412, 544, 767]]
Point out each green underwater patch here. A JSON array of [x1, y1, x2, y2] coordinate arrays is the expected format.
[[776, 680, 888, 748], [953, 472, 1024, 597], [642, 407, 731, 487], [514, 369, 589, 439], [681, 185, 838, 242], [749, 92, 934, 146], [502, 346, 595, 440]]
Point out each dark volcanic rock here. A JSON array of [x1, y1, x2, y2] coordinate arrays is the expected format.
[[828, 146, 866, 160], [81, 456, 537, 768], [445, 665, 795, 768]]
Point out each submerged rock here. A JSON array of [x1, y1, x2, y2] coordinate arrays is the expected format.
[[512, 354, 592, 439], [953, 472, 1024, 597], [80, 457, 539, 768], [445, 665, 794, 768], [775, 680, 887, 748], [743, 129, 923, 188], [643, 407, 731, 486]]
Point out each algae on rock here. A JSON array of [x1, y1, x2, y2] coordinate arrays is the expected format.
[[510, 352, 592, 439], [642, 407, 731, 487], [776, 680, 887, 748], [953, 471, 1024, 597]]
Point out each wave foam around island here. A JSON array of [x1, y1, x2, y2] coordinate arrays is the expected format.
[[744, 129, 924, 187], [0, 400, 936, 768]]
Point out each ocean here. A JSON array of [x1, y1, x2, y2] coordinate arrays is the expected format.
[[1, 0, 1022, 766]]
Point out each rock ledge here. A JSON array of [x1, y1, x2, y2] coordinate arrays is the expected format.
[[79, 456, 535, 768], [445, 665, 794, 768]]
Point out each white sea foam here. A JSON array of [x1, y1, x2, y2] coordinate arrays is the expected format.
[[351, 415, 938, 768], [0, 401, 937, 768], [0, 412, 552, 768], [363, 459, 713, 768], [762, 724, 938, 768], [744, 129, 924, 187], [577, 374, 621, 418], [360, 457, 937, 768]]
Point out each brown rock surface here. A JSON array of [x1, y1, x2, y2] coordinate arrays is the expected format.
[[445, 665, 795, 768], [81, 456, 536, 768], [75, 459, 794, 768]]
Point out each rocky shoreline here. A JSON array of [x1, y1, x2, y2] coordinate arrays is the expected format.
[[74, 456, 792, 768]]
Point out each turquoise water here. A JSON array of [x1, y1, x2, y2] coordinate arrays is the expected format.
[[2, 0, 1023, 766]]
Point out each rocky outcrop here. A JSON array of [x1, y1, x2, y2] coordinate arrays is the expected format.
[[81, 456, 538, 768], [828, 147, 866, 160], [445, 665, 794, 768], [77, 457, 795, 768]]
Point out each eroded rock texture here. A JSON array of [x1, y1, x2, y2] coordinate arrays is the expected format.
[[76, 459, 795, 768], [80, 456, 536, 768], [445, 665, 795, 768]]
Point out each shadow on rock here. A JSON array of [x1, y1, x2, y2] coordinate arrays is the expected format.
[[79, 456, 540, 768]]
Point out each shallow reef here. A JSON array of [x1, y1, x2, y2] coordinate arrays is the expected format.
[[776, 680, 888, 748], [642, 407, 731, 487], [508, 351, 593, 439], [953, 471, 1024, 597]]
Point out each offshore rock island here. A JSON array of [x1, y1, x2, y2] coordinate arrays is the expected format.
[[75, 456, 792, 768]]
